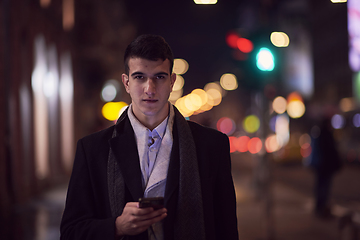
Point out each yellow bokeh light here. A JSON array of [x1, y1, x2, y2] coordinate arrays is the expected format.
[[184, 93, 202, 112], [243, 115, 260, 133], [192, 88, 208, 105], [270, 32, 290, 47], [194, 0, 217, 4], [204, 82, 223, 96], [220, 73, 238, 91], [173, 75, 185, 91], [206, 89, 222, 106], [201, 95, 214, 111], [175, 97, 193, 117], [173, 59, 189, 75], [272, 96, 287, 114], [169, 89, 183, 102], [331, 0, 346, 3], [102, 101, 128, 121], [287, 100, 305, 119]]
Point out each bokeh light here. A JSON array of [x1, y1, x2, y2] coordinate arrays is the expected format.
[[272, 96, 287, 114], [236, 136, 250, 152], [270, 32, 290, 47], [287, 91, 303, 103], [184, 93, 202, 112], [102, 101, 128, 121], [226, 32, 239, 49], [169, 89, 183, 102], [192, 88, 208, 105], [217, 117, 236, 135], [229, 136, 238, 153], [194, 0, 217, 4], [300, 143, 312, 158], [299, 133, 311, 146], [287, 100, 305, 118], [220, 73, 238, 91], [353, 113, 360, 127], [204, 82, 224, 96], [173, 59, 189, 75], [256, 48, 275, 71], [206, 88, 222, 106], [265, 134, 280, 153], [173, 75, 185, 91], [237, 38, 253, 53], [175, 97, 193, 117], [101, 80, 120, 102], [243, 115, 260, 133], [339, 97, 354, 112], [331, 114, 345, 129], [275, 114, 289, 147], [248, 137, 262, 154]]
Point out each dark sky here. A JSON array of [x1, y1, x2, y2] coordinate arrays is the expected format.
[[123, 0, 243, 93]]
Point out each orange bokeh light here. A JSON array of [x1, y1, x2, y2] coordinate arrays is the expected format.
[[287, 91, 303, 103]]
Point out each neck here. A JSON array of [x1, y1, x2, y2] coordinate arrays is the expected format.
[[132, 103, 170, 131]]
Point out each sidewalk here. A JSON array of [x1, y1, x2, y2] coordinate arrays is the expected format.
[[231, 156, 353, 240], [7, 157, 358, 240]]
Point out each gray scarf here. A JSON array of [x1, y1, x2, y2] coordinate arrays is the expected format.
[[107, 106, 205, 240]]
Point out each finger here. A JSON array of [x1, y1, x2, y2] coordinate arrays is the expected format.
[[135, 208, 167, 219]]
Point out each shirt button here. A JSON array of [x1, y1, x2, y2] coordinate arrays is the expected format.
[[150, 147, 156, 152]]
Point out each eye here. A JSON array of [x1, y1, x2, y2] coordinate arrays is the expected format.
[[133, 75, 144, 80], [156, 75, 166, 80]]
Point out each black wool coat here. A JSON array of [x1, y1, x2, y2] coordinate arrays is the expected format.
[[60, 110, 239, 240]]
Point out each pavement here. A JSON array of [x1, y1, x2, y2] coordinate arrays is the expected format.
[[5, 154, 360, 240], [231, 153, 360, 240]]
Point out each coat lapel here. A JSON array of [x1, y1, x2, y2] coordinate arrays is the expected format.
[[164, 116, 180, 206], [109, 116, 144, 202]]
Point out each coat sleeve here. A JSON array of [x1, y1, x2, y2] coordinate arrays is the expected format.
[[189, 122, 239, 240], [212, 133, 239, 240], [60, 139, 117, 240]]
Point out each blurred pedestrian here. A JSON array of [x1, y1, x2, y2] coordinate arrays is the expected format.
[[60, 34, 238, 240], [309, 117, 342, 218]]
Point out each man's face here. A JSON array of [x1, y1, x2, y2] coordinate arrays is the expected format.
[[122, 57, 176, 128]]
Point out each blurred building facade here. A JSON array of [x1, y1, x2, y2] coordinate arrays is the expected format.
[[0, 0, 136, 224]]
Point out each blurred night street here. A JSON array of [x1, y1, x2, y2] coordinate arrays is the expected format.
[[2, 0, 360, 239]]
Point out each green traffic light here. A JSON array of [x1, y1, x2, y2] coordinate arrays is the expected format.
[[256, 47, 275, 71]]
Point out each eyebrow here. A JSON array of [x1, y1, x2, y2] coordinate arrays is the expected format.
[[130, 71, 169, 77]]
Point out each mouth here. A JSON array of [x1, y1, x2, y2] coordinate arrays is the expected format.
[[143, 99, 158, 103]]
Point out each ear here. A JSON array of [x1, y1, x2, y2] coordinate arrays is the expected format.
[[122, 74, 130, 93], [170, 73, 176, 92]]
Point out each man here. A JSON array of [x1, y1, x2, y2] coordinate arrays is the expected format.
[[60, 34, 238, 240]]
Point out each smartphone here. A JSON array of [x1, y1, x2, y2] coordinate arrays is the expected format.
[[138, 197, 164, 210]]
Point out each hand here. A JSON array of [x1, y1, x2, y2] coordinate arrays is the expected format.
[[115, 202, 167, 237]]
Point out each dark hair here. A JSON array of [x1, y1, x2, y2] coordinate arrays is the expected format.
[[124, 34, 174, 75]]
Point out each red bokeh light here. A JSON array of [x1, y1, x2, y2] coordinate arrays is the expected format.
[[248, 137, 262, 154], [236, 136, 250, 152], [226, 32, 240, 49], [229, 136, 237, 153], [237, 38, 253, 53]]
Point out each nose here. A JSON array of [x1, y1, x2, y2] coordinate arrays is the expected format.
[[145, 78, 156, 96]]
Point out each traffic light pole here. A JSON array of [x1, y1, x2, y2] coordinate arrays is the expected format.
[[253, 90, 275, 240]]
